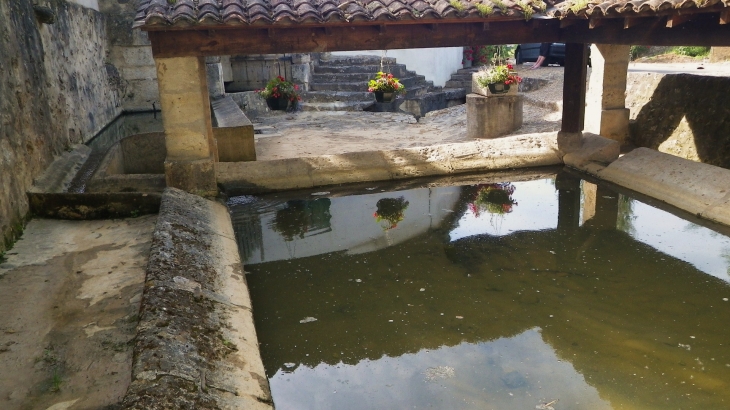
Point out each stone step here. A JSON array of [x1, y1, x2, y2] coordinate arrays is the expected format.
[[445, 80, 471, 89], [314, 64, 410, 77], [310, 76, 429, 92], [400, 88, 468, 118], [318, 55, 397, 66], [312, 71, 421, 83], [301, 90, 374, 103], [300, 101, 376, 112]]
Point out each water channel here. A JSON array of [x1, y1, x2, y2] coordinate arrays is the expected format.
[[229, 172, 730, 410]]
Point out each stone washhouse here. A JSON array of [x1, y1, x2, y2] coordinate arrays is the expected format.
[[134, 0, 730, 197]]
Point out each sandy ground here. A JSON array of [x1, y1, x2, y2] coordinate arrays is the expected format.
[[0, 216, 157, 410], [252, 65, 564, 161]]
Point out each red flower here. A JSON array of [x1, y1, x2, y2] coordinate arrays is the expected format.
[[507, 64, 514, 70], [294, 84, 299, 90], [277, 75, 285, 81]]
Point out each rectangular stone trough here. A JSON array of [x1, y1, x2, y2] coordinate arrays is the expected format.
[[86, 132, 167, 193]]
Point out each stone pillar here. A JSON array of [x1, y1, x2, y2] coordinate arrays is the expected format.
[[156, 56, 218, 196], [585, 44, 631, 144], [466, 93, 523, 139], [291, 53, 312, 91], [206, 56, 225, 98]]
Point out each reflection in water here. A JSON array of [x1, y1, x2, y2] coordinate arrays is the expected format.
[[271, 199, 332, 241], [272, 329, 610, 410], [230, 177, 730, 409], [373, 197, 409, 230]]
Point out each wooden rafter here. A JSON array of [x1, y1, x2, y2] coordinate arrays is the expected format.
[[721, 8, 730, 24], [666, 13, 692, 27]]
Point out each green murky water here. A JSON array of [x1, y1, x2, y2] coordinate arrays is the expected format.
[[229, 174, 730, 410]]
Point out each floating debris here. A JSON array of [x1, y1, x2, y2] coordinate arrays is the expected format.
[[420, 288, 425, 292], [424, 366, 455, 382], [536, 399, 559, 410], [311, 191, 330, 196], [455, 316, 464, 319], [355, 279, 362, 283], [299, 317, 318, 324], [284, 362, 296, 368]]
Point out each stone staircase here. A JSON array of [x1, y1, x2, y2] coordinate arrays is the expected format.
[[301, 55, 466, 116], [445, 67, 550, 94]]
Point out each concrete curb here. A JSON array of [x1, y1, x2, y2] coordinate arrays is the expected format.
[[218, 132, 562, 194], [122, 188, 272, 410]]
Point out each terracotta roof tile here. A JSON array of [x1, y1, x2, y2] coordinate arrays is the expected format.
[[134, 0, 730, 28]]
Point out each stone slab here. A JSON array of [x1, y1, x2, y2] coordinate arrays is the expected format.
[[211, 96, 256, 162], [563, 133, 620, 170], [466, 93, 523, 139], [595, 148, 730, 226], [28, 144, 91, 194]]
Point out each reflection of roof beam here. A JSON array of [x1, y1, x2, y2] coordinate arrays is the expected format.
[[721, 9, 730, 25], [666, 14, 692, 28]]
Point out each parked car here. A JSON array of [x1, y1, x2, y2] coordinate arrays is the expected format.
[[514, 43, 566, 66]]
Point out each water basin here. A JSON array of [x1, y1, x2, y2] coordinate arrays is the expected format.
[[229, 173, 730, 410]]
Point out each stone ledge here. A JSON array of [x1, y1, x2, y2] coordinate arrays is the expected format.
[[595, 148, 730, 227], [217, 132, 561, 194], [122, 188, 272, 410]]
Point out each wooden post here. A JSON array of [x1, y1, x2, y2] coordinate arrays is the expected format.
[[558, 43, 588, 153]]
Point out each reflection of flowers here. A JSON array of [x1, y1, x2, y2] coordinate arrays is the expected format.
[[468, 183, 517, 217], [373, 197, 409, 230], [272, 199, 331, 241]]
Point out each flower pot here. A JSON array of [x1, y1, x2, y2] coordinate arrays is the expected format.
[[266, 96, 289, 111], [487, 83, 510, 95], [374, 91, 395, 103]]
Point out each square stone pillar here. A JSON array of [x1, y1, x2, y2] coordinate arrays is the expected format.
[[156, 56, 218, 196], [466, 93, 523, 139], [585, 44, 631, 144]]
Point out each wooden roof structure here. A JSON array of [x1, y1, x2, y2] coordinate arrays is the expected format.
[[135, 0, 730, 57]]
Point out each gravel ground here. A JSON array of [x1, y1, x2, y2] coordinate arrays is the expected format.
[[252, 66, 567, 160]]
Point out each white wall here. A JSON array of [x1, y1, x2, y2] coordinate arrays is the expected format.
[[68, 0, 99, 11], [333, 48, 463, 87]]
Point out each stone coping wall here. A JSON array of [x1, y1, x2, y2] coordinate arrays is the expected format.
[[0, 0, 122, 251], [122, 188, 272, 410], [626, 72, 730, 169]]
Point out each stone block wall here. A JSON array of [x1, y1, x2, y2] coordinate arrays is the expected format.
[[626, 72, 730, 169], [100, 0, 160, 112], [0, 0, 121, 251]]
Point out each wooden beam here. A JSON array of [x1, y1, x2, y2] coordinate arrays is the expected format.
[[561, 14, 730, 46], [482, 22, 490, 31], [666, 14, 691, 28], [588, 18, 603, 29], [623, 17, 640, 29], [721, 9, 730, 25], [148, 21, 562, 58], [561, 43, 588, 134], [560, 18, 578, 28]]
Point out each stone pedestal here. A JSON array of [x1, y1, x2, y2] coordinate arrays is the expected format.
[[466, 93, 523, 139], [585, 44, 631, 143], [156, 55, 218, 196]]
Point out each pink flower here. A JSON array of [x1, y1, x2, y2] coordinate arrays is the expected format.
[[294, 84, 299, 90]]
